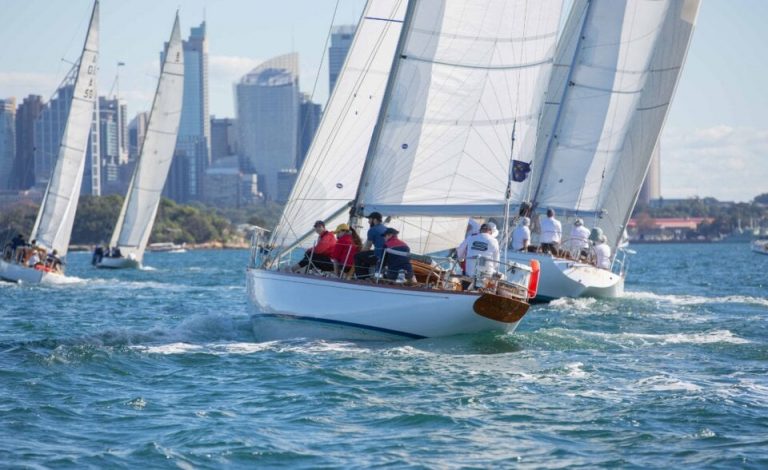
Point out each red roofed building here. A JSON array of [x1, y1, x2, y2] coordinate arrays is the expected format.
[[627, 216, 714, 241]]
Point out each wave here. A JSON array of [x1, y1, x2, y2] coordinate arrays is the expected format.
[[623, 290, 768, 308]]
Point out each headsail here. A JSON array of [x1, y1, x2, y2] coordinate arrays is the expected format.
[[357, 0, 563, 252], [530, 0, 671, 214], [600, 0, 701, 247], [109, 14, 184, 262], [31, 1, 99, 257], [269, 0, 408, 251]]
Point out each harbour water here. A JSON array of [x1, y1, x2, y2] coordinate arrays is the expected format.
[[1, 245, 766, 468]]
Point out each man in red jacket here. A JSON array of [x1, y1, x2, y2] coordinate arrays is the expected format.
[[292, 220, 336, 273]]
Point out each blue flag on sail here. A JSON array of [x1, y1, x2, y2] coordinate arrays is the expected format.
[[512, 160, 531, 182]]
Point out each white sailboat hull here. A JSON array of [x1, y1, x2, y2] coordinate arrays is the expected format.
[[0, 259, 58, 284], [95, 256, 140, 269], [247, 269, 524, 340], [505, 251, 623, 302], [752, 240, 768, 255]]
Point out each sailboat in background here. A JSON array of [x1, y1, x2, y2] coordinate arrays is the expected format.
[[505, 0, 701, 301], [95, 14, 184, 269], [248, 0, 563, 339], [0, 1, 99, 284]]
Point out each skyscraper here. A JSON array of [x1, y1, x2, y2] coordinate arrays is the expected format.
[[0, 98, 16, 190], [165, 21, 210, 203], [210, 116, 237, 161], [639, 145, 661, 204], [236, 53, 300, 201], [328, 25, 356, 95], [12, 95, 43, 190], [298, 93, 321, 170], [33, 76, 99, 193], [128, 111, 148, 161]]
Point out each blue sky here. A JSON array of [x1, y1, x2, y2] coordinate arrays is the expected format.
[[1, 0, 765, 202]]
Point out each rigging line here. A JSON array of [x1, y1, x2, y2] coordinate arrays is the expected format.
[[404, 55, 552, 71], [275, 2, 403, 246]]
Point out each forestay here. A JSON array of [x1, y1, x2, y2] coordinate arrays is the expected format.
[[31, 1, 99, 257], [530, 0, 670, 213], [110, 15, 184, 261], [270, 0, 408, 251], [358, 0, 563, 252]]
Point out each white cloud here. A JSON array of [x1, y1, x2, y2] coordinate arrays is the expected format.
[[660, 126, 768, 202], [208, 55, 263, 117]]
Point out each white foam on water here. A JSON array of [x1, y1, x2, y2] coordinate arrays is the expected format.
[[565, 361, 588, 378], [135, 342, 204, 354], [625, 290, 768, 308], [558, 328, 750, 348], [140, 265, 158, 271], [548, 297, 599, 311], [635, 375, 702, 392]]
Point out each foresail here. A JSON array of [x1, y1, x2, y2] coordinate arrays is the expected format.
[[270, 0, 407, 250], [601, 0, 701, 248], [111, 15, 184, 260], [358, 0, 562, 216], [531, 0, 670, 213], [31, 1, 99, 257]]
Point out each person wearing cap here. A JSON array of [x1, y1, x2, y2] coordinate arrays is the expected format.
[[291, 220, 336, 273], [593, 234, 612, 270], [568, 218, 591, 258], [331, 223, 362, 276], [354, 211, 388, 279], [511, 217, 531, 252], [382, 227, 414, 282], [457, 223, 500, 276], [539, 208, 562, 255], [486, 221, 499, 239]]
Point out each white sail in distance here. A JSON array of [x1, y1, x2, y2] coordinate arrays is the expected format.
[[357, 0, 563, 252], [600, 0, 701, 247], [270, 0, 408, 251], [529, 0, 673, 214], [109, 15, 184, 262], [30, 1, 99, 257]]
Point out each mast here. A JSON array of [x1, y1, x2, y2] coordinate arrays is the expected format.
[[350, 0, 419, 224], [501, 120, 517, 265], [530, 0, 593, 208]]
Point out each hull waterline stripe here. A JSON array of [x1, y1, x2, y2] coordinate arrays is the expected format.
[[256, 313, 427, 340]]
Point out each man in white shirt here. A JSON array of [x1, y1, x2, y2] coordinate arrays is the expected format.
[[594, 235, 612, 270], [539, 208, 562, 255], [568, 218, 591, 258], [511, 217, 531, 252], [457, 223, 500, 276], [27, 251, 41, 267]]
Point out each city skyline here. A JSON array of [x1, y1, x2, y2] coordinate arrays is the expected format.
[[0, 0, 766, 202]]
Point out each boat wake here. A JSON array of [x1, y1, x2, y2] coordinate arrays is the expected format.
[[623, 290, 768, 308]]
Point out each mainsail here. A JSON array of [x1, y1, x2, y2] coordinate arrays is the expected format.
[[109, 15, 184, 262], [527, 0, 701, 248], [357, 0, 564, 252], [270, 0, 408, 251], [30, 1, 99, 257]]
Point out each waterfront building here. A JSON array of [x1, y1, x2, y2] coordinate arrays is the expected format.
[[236, 53, 299, 201], [11, 95, 43, 190], [166, 21, 211, 203], [0, 98, 16, 190]]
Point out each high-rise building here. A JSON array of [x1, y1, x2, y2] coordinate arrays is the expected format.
[[33, 76, 99, 194], [165, 21, 210, 203], [210, 116, 237, 162], [12, 95, 43, 190], [298, 93, 322, 170], [0, 98, 16, 190], [236, 53, 300, 200], [328, 25, 356, 95], [639, 145, 661, 204], [128, 112, 148, 161]]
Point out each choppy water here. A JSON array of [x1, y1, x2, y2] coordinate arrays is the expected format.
[[1, 245, 767, 468]]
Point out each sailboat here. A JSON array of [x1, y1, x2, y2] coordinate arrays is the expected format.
[[95, 14, 184, 269], [0, 1, 99, 284], [247, 0, 564, 339], [752, 239, 768, 256], [504, 0, 701, 301]]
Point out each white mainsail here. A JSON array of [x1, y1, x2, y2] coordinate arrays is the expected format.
[[108, 15, 184, 262], [357, 0, 564, 252], [270, 0, 408, 251], [30, 1, 99, 257]]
